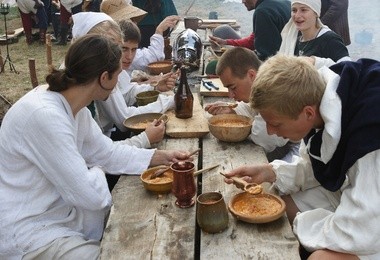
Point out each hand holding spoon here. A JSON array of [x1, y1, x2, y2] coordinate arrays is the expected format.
[[219, 172, 263, 195]]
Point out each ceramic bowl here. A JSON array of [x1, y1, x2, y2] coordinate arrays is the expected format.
[[123, 113, 168, 134], [140, 166, 173, 194], [208, 114, 253, 142], [147, 60, 173, 75], [135, 90, 160, 106], [228, 192, 286, 224]]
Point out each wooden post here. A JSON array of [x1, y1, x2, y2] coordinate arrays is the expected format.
[[29, 58, 39, 88], [46, 34, 53, 73], [0, 48, 4, 73]]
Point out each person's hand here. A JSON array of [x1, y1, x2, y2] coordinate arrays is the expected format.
[[156, 15, 181, 35], [205, 102, 237, 115], [222, 164, 276, 186], [154, 70, 179, 92], [209, 35, 227, 46], [145, 119, 166, 144], [150, 149, 195, 166]]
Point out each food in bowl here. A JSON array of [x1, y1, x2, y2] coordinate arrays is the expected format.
[[123, 113, 168, 134], [228, 192, 286, 223], [208, 114, 253, 142], [130, 120, 151, 129], [140, 166, 173, 194], [147, 61, 173, 75], [212, 119, 251, 127], [234, 195, 281, 216]]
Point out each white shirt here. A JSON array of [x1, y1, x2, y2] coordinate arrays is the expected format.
[[271, 66, 380, 259], [16, 0, 43, 14], [0, 87, 155, 259], [59, 0, 82, 11], [127, 33, 165, 75], [234, 102, 289, 153], [95, 70, 175, 139]]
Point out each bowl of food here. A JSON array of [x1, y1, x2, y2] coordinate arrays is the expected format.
[[140, 166, 173, 194], [208, 114, 253, 142], [135, 90, 160, 106], [228, 192, 286, 224], [123, 113, 169, 134], [147, 60, 173, 75]]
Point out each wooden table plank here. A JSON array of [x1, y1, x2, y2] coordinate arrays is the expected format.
[[100, 138, 200, 260], [199, 132, 300, 259], [199, 96, 300, 259], [165, 95, 209, 138]]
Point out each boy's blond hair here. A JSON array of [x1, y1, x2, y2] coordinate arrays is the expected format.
[[250, 54, 326, 119]]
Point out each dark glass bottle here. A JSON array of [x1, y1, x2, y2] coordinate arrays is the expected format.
[[174, 66, 194, 119], [164, 37, 172, 60]]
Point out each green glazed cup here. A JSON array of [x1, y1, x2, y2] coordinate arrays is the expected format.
[[196, 192, 229, 233]]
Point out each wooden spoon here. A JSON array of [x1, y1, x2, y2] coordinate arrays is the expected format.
[[150, 166, 170, 179], [219, 172, 262, 195], [150, 149, 201, 179], [154, 114, 168, 126], [193, 164, 220, 177]]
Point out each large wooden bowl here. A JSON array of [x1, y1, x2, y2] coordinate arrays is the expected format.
[[208, 114, 253, 142], [147, 60, 173, 75], [123, 113, 168, 134], [228, 192, 286, 224], [140, 166, 173, 194]]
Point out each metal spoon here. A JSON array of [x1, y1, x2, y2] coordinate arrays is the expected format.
[[219, 172, 262, 195]]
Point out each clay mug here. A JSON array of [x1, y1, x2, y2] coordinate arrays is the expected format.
[[196, 191, 229, 233], [184, 17, 203, 32], [171, 161, 196, 208]]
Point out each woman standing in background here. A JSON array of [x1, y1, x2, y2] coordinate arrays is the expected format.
[[279, 0, 349, 62]]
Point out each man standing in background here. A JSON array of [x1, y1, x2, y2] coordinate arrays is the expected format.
[[209, 0, 291, 61], [321, 0, 351, 46]]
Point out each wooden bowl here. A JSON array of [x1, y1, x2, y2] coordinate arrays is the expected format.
[[147, 60, 173, 75], [135, 90, 160, 106], [140, 166, 173, 194], [123, 113, 168, 134], [208, 114, 253, 142], [228, 192, 286, 224]]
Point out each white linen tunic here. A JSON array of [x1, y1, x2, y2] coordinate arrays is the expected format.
[[95, 70, 175, 139], [16, 0, 43, 14], [271, 67, 380, 259], [127, 33, 165, 74], [59, 0, 82, 12], [0, 87, 154, 259]]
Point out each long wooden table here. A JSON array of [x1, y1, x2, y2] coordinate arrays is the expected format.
[[100, 93, 300, 259]]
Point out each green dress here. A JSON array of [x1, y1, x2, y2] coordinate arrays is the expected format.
[[132, 0, 178, 47]]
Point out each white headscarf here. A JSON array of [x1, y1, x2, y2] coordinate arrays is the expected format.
[[279, 0, 326, 55], [72, 12, 113, 39]]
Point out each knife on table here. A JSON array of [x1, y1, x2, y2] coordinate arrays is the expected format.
[[204, 81, 219, 90], [202, 80, 212, 91]]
